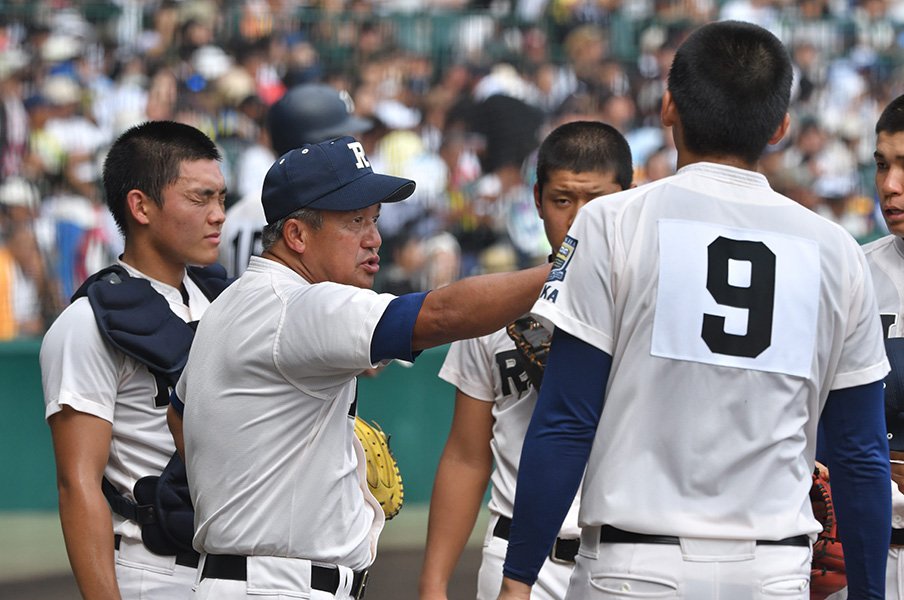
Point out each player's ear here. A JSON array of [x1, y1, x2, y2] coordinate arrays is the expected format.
[[660, 90, 678, 127], [533, 182, 543, 219], [127, 190, 152, 226], [768, 113, 791, 146]]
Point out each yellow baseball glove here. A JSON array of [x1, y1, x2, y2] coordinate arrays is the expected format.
[[354, 416, 404, 519]]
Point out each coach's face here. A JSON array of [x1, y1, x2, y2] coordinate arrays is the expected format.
[[303, 204, 382, 288], [876, 131, 904, 237], [535, 168, 622, 250]]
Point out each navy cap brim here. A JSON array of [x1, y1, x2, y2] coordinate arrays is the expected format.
[[305, 171, 416, 212]]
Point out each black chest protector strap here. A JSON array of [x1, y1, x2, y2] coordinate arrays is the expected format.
[[71, 264, 230, 383], [72, 263, 231, 555]]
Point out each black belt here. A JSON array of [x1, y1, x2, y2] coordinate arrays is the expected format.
[[114, 534, 200, 569], [892, 529, 904, 546], [494, 516, 580, 564], [599, 526, 810, 547], [201, 554, 368, 599]]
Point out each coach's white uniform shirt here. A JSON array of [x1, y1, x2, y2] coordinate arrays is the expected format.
[[532, 162, 889, 540], [41, 260, 214, 542], [177, 256, 390, 571], [440, 331, 580, 536]]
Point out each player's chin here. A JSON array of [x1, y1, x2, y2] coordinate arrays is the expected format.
[[189, 247, 220, 267]]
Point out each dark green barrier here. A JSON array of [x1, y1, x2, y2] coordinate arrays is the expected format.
[[0, 341, 454, 511], [0, 339, 56, 510]]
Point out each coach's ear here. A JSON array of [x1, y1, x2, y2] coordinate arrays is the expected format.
[[768, 113, 791, 146], [281, 217, 307, 254]]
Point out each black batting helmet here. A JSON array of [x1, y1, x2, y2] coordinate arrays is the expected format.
[[267, 83, 372, 155]]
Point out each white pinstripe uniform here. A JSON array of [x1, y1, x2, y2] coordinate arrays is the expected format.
[[530, 163, 888, 599], [441, 331, 581, 600], [40, 260, 213, 599], [863, 233, 904, 600]]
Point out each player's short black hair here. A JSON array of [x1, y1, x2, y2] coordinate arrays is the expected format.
[[536, 120, 634, 196], [102, 120, 221, 236], [876, 94, 904, 136], [667, 20, 792, 164]]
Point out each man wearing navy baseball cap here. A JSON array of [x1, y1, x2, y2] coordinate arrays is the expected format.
[[168, 136, 552, 599]]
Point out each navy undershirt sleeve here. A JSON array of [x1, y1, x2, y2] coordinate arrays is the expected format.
[[169, 389, 184, 416], [503, 328, 611, 585], [820, 380, 890, 599], [370, 291, 429, 364]]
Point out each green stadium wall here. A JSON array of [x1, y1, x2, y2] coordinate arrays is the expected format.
[[0, 340, 455, 511]]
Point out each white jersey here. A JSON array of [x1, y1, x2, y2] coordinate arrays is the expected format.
[[40, 260, 213, 542], [176, 256, 392, 570], [864, 234, 904, 338], [218, 191, 265, 278], [531, 162, 889, 540], [440, 331, 580, 537], [863, 234, 904, 532]]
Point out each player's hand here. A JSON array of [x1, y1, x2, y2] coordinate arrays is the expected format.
[[497, 577, 532, 600], [891, 450, 904, 494]]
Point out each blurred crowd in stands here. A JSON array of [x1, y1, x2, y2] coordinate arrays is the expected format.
[[1, 0, 903, 340]]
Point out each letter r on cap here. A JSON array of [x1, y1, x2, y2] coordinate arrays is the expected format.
[[347, 142, 370, 169]]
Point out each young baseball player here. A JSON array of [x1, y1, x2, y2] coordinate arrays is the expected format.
[[167, 136, 551, 600], [498, 20, 891, 600], [418, 120, 633, 600], [862, 92, 904, 599], [40, 121, 228, 599]]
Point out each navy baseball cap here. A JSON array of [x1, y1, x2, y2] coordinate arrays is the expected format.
[[261, 136, 416, 224]]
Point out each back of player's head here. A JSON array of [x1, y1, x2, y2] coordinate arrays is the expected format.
[[102, 120, 221, 236], [876, 94, 904, 136], [267, 83, 372, 155], [667, 20, 792, 164], [536, 120, 634, 194]]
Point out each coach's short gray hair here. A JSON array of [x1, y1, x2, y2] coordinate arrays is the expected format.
[[261, 208, 323, 251]]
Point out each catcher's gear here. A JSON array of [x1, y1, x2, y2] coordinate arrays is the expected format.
[[354, 416, 404, 519], [506, 315, 552, 389], [810, 462, 846, 599]]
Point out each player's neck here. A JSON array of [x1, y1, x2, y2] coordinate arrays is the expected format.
[[119, 247, 187, 289], [677, 152, 759, 173]]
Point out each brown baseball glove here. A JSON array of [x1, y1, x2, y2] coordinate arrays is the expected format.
[[506, 315, 552, 389], [810, 462, 846, 599]]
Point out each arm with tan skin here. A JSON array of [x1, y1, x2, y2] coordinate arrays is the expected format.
[[419, 393, 495, 600], [167, 404, 185, 461], [48, 406, 123, 600], [412, 263, 550, 351]]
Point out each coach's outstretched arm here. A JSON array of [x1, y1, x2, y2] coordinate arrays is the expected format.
[[411, 263, 551, 351]]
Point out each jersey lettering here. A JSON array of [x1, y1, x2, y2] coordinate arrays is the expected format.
[[701, 237, 776, 358], [539, 285, 558, 303], [230, 228, 263, 276], [153, 373, 172, 409], [652, 220, 820, 377], [348, 142, 370, 169], [495, 349, 530, 397]]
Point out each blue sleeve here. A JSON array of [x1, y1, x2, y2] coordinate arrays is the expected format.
[[369, 292, 429, 364], [502, 328, 611, 585], [820, 380, 890, 600], [169, 389, 184, 416]]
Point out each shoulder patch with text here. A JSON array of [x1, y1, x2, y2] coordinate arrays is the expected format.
[[549, 235, 577, 282]]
